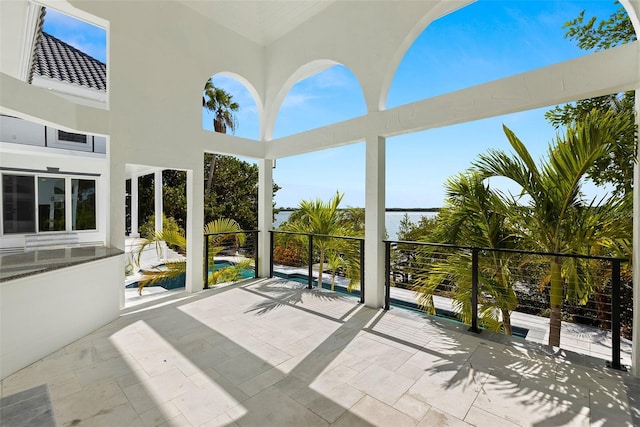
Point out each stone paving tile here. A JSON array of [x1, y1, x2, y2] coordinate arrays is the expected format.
[[332, 395, 416, 427], [201, 412, 241, 427], [2, 278, 637, 427], [406, 363, 489, 420], [309, 365, 360, 394], [272, 374, 308, 397], [292, 382, 364, 423], [158, 413, 192, 426], [344, 335, 414, 371], [1, 360, 77, 398], [0, 384, 56, 427], [230, 386, 328, 427], [214, 351, 274, 386], [348, 364, 415, 406], [589, 386, 635, 427], [463, 406, 519, 427], [171, 383, 244, 426], [139, 401, 182, 427], [85, 401, 145, 426], [416, 407, 471, 426], [53, 380, 130, 426], [393, 394, 431, 421], [472, 374, 591, 426], [238, 366, 286, 397]]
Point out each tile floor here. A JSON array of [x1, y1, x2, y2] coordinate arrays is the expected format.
[[1, 278, 638, 426]]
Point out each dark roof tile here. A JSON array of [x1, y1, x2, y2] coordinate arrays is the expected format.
[[33, 31, 106, 92]]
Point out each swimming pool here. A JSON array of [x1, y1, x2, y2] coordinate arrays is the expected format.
[[127, 260, 254, 290]]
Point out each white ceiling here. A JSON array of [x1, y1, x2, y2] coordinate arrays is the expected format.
[[180, 0, 337, 46]]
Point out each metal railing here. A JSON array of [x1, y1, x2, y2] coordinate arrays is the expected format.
[[384, 240, 630, 371], [204, 230, 259, 288], [269, 230, 365, 303]]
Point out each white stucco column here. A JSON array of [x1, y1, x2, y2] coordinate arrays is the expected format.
[[364, 135, 386, 308], [185, 167, 204, 293], [130, 174, 140, 238], [258, 159, 274, 278], [154, 169, 163, 234], [108, 141, 126, 309], [631, 88, 639, 377]]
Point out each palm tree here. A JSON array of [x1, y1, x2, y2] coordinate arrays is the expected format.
[[473, 109, 632, 346], [414, 172, 520, 335], [281, 192, 355, 290], [326, 250, 347, 291], [340, 207, 365, 235], [136, 218, 246, 294], [203, 78, 239, 194]]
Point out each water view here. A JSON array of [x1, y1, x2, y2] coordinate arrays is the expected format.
[[273, 210, 438, 240]]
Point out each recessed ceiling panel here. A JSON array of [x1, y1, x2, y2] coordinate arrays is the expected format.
[[181, 1, 337, 45]]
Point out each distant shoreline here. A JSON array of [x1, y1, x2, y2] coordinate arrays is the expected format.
[[385, 208, 440, 212], [276, 207, 441, 212]]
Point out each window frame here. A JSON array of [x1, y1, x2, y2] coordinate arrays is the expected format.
[[0, 172, 99, 235]]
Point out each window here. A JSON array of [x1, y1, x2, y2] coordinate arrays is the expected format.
[[57, 130, 88, 144], [2, 175, 36, 233], [38, 177, 65, 231], [72, 179, 96, 230], [1, 174, 97, 234]]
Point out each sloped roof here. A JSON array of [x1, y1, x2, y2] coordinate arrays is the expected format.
[[32, 31, 106, 92]]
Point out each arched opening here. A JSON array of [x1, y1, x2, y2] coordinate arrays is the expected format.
[[271, 64, 367, 139], [385, 0, 628, 109], [202, 73, 261, 141]]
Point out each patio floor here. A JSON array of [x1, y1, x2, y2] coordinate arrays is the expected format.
[[1, 278, 638, 426]]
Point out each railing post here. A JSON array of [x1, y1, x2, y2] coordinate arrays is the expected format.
[[308, 234, 313, 289], [384, 241, 391, 310], [253, 231, 259, 279], [608, 259, 623, 370], [359, 239, 365, 304], [203, 234, 209, 289], [469, 248, 480, 333], [269, 231, 274, 278]]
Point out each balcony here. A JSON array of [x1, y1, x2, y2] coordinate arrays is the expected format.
[[2, 277, 636, 426]]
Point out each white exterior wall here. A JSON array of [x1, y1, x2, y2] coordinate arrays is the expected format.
[[0, 115, 44, 147], [0, 142, 108, 251], [0, 255, 123, 379], [0, 115, 107, 153]]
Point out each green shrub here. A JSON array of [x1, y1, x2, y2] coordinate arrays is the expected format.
[[140, 214, 185, 253], [140, 214, 184, 239]]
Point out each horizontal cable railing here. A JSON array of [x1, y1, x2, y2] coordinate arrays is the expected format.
[[204, 230, 259, 288], [384, 240, 630, 371], [269, 230, 365, 303]]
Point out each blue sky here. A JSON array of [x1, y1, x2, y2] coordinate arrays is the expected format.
[[43, 9, 106, 63], [46, 1, 623, 208]]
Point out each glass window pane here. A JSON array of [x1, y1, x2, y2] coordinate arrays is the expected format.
[[72, 179, 96, 230], [2, 175, 35, 234], [38, 177, 65, 231]]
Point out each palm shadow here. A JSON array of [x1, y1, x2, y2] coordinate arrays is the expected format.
[[241, 277, 355, 318]]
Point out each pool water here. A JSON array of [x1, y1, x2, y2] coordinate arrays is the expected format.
[[127, 260, 254, 290], [209, 261, 255, 279]]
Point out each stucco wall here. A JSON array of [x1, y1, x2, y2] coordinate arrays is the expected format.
[[0, 142, 108, 251], [0, 254, 123, 379]]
